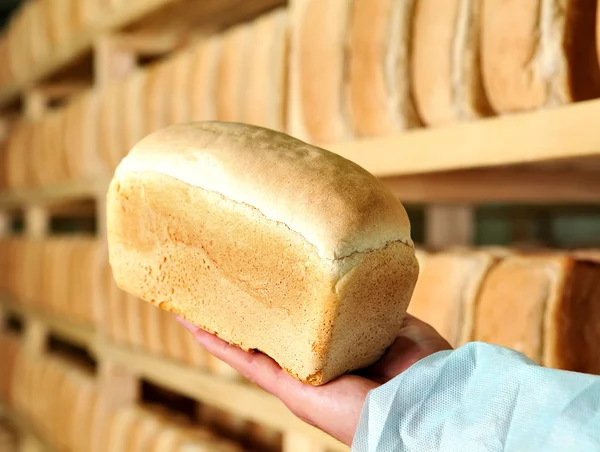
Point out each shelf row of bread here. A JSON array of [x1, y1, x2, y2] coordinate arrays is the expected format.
[[410, 248, 600, 374], [0, 237, 104, 326], [0, 6, 287, 190], [2, 239, 600, 377], [0, 237, 252, 381], [0, 331, 283, 452], [289, 0, 600, 144], [5, 1, 600, 189], [0, 0, 155, 88]]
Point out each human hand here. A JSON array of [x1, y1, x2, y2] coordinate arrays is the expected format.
[[178, 314, 451, 446]]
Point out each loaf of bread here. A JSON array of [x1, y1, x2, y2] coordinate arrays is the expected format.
[[144, 62, 174, 135], [106, 406, 140, 452], [348, 0, 420, 135], [412, 0, 491, 126], [481, 0, 600, 113], [107, 121, 418, 385], [124, 293, 145, 349], [70, 378, 97, 452], [241, 8, 288, 131], [127, 410, 163, 451], [408, 250, 495, 347], [474, 255, 600, 374], [67, 238, 104, 324], [65, 90, 105, 180], [5, 121, 31, 189], [97, 81, 125, 170], [29, 119, 46, 187], [168, 48, 195, 126], [106, 261, 130, 344], [123, 69, 148, 153], [145, 299, 168, 356], [0, 333, 21, 405], [216, 23, 252, 122], [289, 0, 353, 144], [188, 36, 221, 123]]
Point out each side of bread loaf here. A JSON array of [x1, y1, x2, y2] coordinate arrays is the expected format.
[[473, 255, 600, 375], [482, 0, 600, 113], [288, 0, 354, 144], [241, 7, 288, 132], [189, 36, 221, 123], [108, 122, 418, 385], [408, 250, 494, 347], [412, 0, 491, 125], [348, 0, 420, 135], [216, 24, 251, 122]]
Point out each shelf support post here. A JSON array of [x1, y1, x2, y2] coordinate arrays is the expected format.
[[425, 205, 474, 248]]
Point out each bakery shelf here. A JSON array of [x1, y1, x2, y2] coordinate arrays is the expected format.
[[0, 296, 98, 353], [330, 98, 600, 178], [3, 99, 600, 209], [0, 177, 110, 209], [0, 0, 285, 110], [100, 342, 348, 451]]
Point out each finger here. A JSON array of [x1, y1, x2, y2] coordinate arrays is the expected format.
[[178, 317, 377, 445], [400, 314, 453, 350], [177, 316, 297, 397]]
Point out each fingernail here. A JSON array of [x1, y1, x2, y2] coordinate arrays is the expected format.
[[176, 316, 199, 333]]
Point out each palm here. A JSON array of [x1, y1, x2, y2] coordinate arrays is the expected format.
[[179, 314, 451, 446]]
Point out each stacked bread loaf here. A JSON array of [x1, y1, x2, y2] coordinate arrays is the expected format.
[[11, 352, 102, 452], [410, 249, 600, 375], [481, 0, 600, 113], [5, 1, 600, 191], [289, 0, 420, 144], [103, 272, 246, 381], [4, 0, 91, 83], [0, 238, 105, 326], [99, 404, 245, 452], [0, 333, 21, 406], [0, 422, 17, 452], [2, 0, 600, 150], [4, 96, 104, 190], [0, 238, 248, 381], [2, 7, 289, 189], [0, 35, 13, 88]]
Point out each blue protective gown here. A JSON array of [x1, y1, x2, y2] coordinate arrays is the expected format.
[[352, 342, 600, 451]]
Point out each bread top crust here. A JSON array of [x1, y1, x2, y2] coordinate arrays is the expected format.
[[114, 121, 413, 260]]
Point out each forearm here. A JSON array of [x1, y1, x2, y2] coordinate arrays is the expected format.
[[352, 342, 600, 452]]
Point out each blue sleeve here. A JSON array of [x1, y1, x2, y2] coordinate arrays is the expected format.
[[352, 342, 600, 452]]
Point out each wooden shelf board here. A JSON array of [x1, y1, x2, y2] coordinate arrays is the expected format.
[[384, 168, 600, 204], [2, 164, 600, 210], [0, 177, 109, 209], [101, 343, 348, 451], [0, 296, 98, 353], [329, 99, 600, 178]]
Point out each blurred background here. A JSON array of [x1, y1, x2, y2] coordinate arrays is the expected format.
[[0, 0, 599, 451]]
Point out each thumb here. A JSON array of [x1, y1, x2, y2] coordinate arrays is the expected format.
[[365, 314, 452, 383]]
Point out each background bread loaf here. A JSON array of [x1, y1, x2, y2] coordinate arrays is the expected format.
[[481, 0, 600, 113], [412, 0, 491, 125], [348, 0, 420, 135], [289, 0, 354, 144]]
